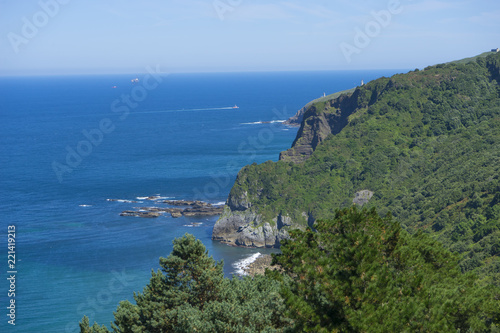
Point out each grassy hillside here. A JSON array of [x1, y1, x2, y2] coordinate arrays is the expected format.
[[448, 51, 498, 65], [303, 87, 357, 109], [229, 52, 500, 282]]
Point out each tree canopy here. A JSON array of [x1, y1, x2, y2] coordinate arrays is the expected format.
[[272, 207, 500, 332]]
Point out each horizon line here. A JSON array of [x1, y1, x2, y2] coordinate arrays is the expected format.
[[0, 68, 412, 78]]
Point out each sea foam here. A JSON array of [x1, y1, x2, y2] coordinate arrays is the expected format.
[[232, 252, 261, 276]]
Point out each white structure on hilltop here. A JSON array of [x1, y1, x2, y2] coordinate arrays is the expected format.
[[492, 48, 499, 53]]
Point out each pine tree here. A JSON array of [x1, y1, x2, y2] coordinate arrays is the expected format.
[[79, 316, 110, 333], [273, 207, 500, 332], [80, 233, 292, 332], [114, 233, 225, 331]]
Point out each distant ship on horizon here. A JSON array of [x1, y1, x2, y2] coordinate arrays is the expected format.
[[131, 78, 139, 83]]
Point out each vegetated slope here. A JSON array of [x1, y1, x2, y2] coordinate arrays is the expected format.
[[219, 52, 500, 282], [271, 207, 499, 332]]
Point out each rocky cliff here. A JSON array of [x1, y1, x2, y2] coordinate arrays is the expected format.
[[283, 87, 356, 128], [212, 85, 374, 247], [279, 90, 362, 163], [212, 207, 292, 247]]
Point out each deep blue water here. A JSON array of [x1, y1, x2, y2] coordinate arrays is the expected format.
[[0, 69, 403, 332]]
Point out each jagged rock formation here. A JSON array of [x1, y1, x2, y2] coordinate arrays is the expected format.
[[283, 87, 356, 128], [279, 90, 363, 163], [212, 201, 292, 247], [283, 105, 307, 127]]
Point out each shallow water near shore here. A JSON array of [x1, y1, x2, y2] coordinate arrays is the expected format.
[[0, 69, 402, 332]]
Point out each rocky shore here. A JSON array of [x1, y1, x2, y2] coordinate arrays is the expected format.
[[242, 254, 280, 276]]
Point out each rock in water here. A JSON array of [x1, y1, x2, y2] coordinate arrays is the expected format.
[[119, 211, 161, 218]]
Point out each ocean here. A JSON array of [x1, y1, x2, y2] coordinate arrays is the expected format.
[[0, 69, 402, 332]]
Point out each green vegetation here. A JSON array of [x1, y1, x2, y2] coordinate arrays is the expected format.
[[80, 234, 292, 332], [229, 52, 500, 282], [273, 207, 499, 332], [81, 210, 500, 332], [448, 51, 497, 65], [303, 87, 357, 109]]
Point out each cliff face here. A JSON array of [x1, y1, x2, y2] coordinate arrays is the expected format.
[[282, 105, 306, 127], [213, 184, 371, 247], [212, 206, 292, 248], [283, 87, 357, 128], [279, 91, 361, 163]]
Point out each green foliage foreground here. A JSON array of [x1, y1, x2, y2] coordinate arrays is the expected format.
[[80, 233, 290, 333], [81, 208, 500, 332], [272, 207, 499, 332]]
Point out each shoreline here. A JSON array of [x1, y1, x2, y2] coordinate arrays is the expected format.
[[241, 254, 277, 276]]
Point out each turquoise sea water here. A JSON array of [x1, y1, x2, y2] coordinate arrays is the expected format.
[[0, 70, 402, 332]]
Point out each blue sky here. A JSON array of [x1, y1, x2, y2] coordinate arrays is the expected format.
[[0, 0, 499, 75]]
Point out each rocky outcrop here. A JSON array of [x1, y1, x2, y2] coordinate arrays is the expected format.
[[182, 205, 224, 217], [120, 211, 161, 218], [353, 190, 374, 206], [171, 211, 183, 218], [283, 105, 307, 126], [227, 190, 252, 211], [242, 254, 282, 276], [162, 200, 213, 207], [212, 208, 291, 248], [280, 90, 361, 163], [283, 87, 356, 128], [117, 200, 223, 218]]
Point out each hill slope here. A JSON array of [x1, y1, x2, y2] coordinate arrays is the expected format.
[[213, 52, 500, 281]]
